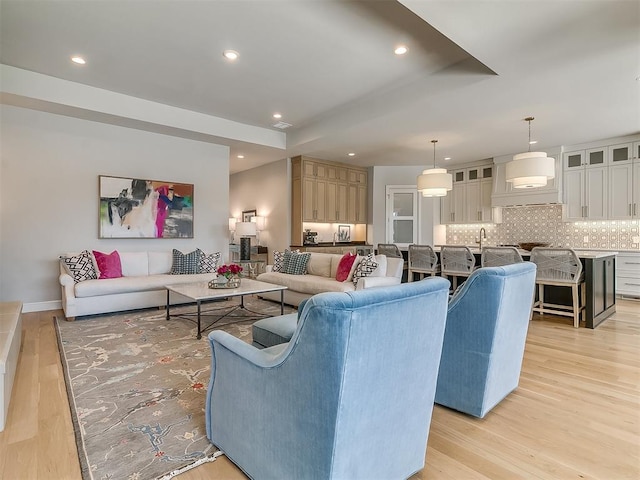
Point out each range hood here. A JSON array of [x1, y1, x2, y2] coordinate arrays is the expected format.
[[491, 154, 563, 207]]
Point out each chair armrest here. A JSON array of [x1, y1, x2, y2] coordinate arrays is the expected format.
[[356, 276, 401, 291], [209, 330, 286, 368]]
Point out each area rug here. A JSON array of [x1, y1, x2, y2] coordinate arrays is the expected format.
[[55, 296, 295, 480]]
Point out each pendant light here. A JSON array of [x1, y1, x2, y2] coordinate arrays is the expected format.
[[417, 139, 453, 197], [506, 117, 555, 189]]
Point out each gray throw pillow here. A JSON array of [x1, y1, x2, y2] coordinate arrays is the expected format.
[[170, 249, 200, 274]]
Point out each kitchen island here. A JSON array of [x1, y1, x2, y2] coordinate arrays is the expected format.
[[432, 246, 617, 329]]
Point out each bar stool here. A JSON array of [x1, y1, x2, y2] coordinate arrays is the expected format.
[[377, 243, 402, 259], [530, 247, 585, 328], [440, 245, 475, 291], [481, 246, 524, 267], [408, 244, 439, 281]]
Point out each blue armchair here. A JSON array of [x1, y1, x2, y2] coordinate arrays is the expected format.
[[205, 278, 451, 479], [435, 262, 537, 418]]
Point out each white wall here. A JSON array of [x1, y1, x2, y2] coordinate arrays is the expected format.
[[229, 159, 289, 263], [371, 166, 441, 248], [0, 105, 230, 310]]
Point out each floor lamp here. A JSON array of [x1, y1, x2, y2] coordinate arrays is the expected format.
[[235, 222, 256, 261]]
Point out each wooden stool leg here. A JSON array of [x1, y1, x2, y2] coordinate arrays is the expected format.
[[538, 284, 544, 315], [572, 284, 580, 328], [408, 269, 413, 282]]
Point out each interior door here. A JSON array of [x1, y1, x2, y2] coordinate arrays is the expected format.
[[386, 186, 419, 248]]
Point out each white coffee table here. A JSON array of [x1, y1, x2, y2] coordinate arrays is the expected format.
[[166, 278, 288, 339]]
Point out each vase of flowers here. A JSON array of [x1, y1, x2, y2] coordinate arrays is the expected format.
[[209, 263, 243, 288]]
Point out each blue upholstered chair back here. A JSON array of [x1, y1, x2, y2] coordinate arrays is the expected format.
[[206, 278, 450, 480], [435, 262, 537, 418]]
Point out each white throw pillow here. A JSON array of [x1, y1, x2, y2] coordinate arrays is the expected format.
[[148, 251, 173, 275], [369, 254, 388, 277]]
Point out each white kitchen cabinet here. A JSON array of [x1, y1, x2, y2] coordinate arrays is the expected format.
[[608, 142, 640, 219], [563, 148, 608, 221], [616, 252, 640, 298], [441, 164, 493, 224], [564, 167, 608, 220]]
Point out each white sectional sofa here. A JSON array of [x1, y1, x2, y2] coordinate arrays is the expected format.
[[59, 251, 214, 320], [256, 252, 403, 307]]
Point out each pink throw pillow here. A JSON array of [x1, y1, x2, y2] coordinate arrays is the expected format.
[[335, 252, 357, 282], [93, 250, 123, 279]]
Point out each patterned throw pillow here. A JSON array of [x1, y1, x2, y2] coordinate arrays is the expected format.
[[60, 250, 98, 283], [352, 253, 379, 286], [197, 250, 220, 273], [284, 251, 311, 275], [170, 249, 200, 274], [272, 250, 286, 272]]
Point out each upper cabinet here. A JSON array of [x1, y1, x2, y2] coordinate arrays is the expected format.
[[441, 163, 493, 224], [291, 156, 368, 245], [607, 142, 640, 220], [563, 136, 640, 221]]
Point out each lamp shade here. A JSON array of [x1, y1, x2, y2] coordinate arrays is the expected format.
[[251, 215, 265, 230], [506, 152, 555, 189], [417, 168, 453, 197], [235, 221, 256, 237], [228, 217, 238, 231]]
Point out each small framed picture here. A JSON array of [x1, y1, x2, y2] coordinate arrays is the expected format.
[[242, 209, 257, 222], [337, 225, 351, 242]]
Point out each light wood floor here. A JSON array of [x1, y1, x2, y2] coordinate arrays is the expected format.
[[0, 301, 638, 479]]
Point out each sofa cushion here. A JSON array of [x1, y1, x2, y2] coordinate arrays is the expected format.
[[60, 250, 98, 283], [74, 273, 211, 298], [335, 252, 357, 282], [353, 253, 379, 286], [306, 253, 333, 278], [283, 251, 311, 275], [92, 250, 123, 279], [120, 252, 150, 277], [257, 272, 356, 295], [148, 251, 173, 275], [170, 249, 200, 274]]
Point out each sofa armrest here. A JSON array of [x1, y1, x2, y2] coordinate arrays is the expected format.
[[59, 273, 74, 289], [356, 276, 401, 291]]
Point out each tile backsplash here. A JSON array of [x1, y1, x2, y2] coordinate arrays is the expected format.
[[446, 204, 640, 251]]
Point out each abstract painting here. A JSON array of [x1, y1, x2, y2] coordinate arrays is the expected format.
[[99, 175, 194, 238]]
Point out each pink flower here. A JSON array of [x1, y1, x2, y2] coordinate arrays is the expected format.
[[217, 263, 243, 278], [192, 382, 204, 390]]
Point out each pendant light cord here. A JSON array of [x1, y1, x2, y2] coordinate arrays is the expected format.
[[431, 139, 438, 168]]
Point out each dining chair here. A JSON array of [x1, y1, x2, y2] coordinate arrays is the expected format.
[[481, 246, 524, 267], [440, 245, 476, 291], [529, 247, 585, 328], [408, 244, 439, 281]]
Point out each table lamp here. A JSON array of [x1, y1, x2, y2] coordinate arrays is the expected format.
[[235, 221, 256, 261]]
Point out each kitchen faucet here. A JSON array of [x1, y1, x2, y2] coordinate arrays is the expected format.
[[476, 227, 487, 250]]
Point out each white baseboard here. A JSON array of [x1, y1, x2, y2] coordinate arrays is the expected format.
[[22, 300, 61, 313]]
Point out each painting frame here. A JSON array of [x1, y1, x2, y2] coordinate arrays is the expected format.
[[338, 224, 351, 243], [242, 209, 257, 223], [98, 175, 194, 239]]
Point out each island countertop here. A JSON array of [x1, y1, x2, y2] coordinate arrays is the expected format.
[[431, 246, 618, 259]]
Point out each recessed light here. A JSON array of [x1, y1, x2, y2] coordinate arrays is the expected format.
[[529, 140, 538, 145], [223, 50, 239, 61], [444, 157, 451, 161], [71, 56, 86, 65], [348, 153, 356, 157], [273, 113, 282, 119], [394, 45, 408, 55], [237, 154, 245, 159]]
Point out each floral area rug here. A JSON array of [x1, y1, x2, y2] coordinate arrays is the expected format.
[[55, 296, 295, 480]]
